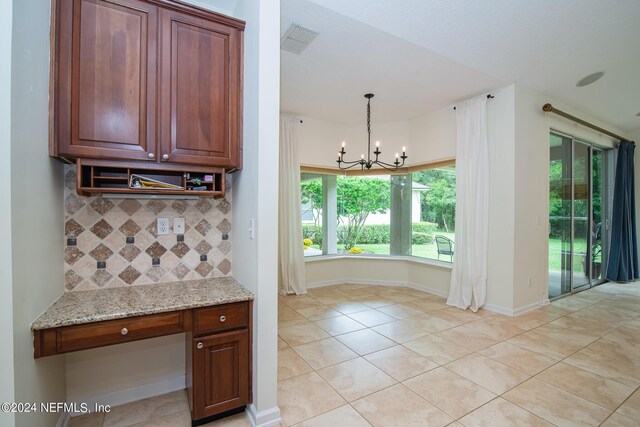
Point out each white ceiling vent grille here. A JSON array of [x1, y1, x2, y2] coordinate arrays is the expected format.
[[281, 23, 319, 55]]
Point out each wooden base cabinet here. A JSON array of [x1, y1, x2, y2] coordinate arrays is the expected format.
[[34, 300, 253, 424], [188, 301, 252, 423], [192, 330, 249, 419]]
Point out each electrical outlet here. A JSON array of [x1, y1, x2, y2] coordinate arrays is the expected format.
[[174, 217, 185, 235], [248, 219, 255, 240], [157, 217, 169, 235]]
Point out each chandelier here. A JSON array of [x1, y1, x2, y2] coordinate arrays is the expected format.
[[337, 93, 407, 171]]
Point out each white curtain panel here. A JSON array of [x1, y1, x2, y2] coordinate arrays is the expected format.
[[278, 115, 307, 295], [447, 96, 489, 312]]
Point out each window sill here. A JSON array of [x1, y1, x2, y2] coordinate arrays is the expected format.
[[304, 254, 453, 270]]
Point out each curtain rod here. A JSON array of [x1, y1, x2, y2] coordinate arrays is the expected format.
[[542, 103, 634, 145], [453, 94, 494, 110]]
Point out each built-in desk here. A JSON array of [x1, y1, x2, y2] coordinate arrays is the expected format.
[[32, 278, 253, 424]]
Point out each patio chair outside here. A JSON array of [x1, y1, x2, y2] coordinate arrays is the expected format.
[[435, 235, 454, 261]]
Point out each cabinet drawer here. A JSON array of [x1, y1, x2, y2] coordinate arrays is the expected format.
[[194, 302, 248, 336], [55, 312, 185, 354]]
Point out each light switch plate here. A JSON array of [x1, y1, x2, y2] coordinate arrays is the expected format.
[[157, 217, 169, 235], [174, 217, 185, 235]]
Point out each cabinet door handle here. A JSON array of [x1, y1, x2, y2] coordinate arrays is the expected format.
[[162, 154, 169, 161], [197, 342, 204, 350], [148, 153, 155, 159], [219, 315, 227, 323], [121, 328, 128, 336]]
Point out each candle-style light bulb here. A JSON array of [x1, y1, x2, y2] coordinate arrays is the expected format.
[[342, 141, 346, 148], [395, 153, 399, 158], [402, 146, 406, 152], [376, 141, 380, 147], [361, 154, 365, 159]]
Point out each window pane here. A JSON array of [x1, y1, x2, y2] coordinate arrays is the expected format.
[[338, 175, 391, 255], [410, 167, 456, 262], [301, 173, 323, 257]]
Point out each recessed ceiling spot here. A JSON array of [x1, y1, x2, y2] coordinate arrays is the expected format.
[[576, 71, 605, 87], [281, 23, 319, 55]]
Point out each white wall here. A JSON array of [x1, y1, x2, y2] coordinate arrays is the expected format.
[[305, 257, 452, 296], [232, 0, 281, 424], [66, 335, 186, 408], [0, 0, 15, 426], [11, 1, 67, 426], [486, 84, 517, 311], [409, 106, 456, 164]]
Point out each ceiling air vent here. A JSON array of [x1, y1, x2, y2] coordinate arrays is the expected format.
[[281, 23, 318, 55]]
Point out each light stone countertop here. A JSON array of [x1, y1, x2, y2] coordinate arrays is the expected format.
[[31, 277, 254, 330]]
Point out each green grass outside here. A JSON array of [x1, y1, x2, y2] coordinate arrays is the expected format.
[[549, 237, 594, 273], [311, 235, 595, 273], [308, 231, 456, 262]]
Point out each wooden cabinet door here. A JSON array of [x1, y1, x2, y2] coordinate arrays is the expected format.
[[159, 8, 242, 168], [192, 329, 249, 419], [55, 0, 157, 161]]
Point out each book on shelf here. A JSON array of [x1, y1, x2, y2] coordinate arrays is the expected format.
[[129, 174, 184, 190]]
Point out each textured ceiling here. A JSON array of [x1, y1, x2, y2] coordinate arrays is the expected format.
[[299, 0, 640, 131], [280, 0, 504, 124]]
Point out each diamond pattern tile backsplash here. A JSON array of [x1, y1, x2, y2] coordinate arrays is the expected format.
[[63, 165, 232, 291]]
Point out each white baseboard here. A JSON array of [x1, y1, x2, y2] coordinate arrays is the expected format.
[[56, 411, 71, 427], [68, 375, 185, 417], [482, 302, 515, 316], [513, 299, 548, 316], [307, 278, 429, 289], [483, 299, 548, 317], [246, 404, 282, 427], [306, 278, 345, 288]]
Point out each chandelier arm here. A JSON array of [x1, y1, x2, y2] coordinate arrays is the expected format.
[[338, 158, 365, 166], [371, 161, 400, 172], [338, 161, 368, 171], [374, 159, 404, 169]]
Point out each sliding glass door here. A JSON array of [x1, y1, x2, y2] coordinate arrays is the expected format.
[[572, 141, 591, 292], [548, 132, 611, 299]]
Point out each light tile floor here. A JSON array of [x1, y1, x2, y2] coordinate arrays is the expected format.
[[71, 282, 640, 427]]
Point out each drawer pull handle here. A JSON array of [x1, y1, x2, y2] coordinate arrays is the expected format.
[[197, 342, 204, 350], [219, 315, 227, 323], [121, 328, 128, 336]]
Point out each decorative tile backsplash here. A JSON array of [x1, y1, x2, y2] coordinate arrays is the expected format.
[[63, 165, 232, 291]]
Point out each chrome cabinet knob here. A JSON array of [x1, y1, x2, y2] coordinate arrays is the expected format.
[[219, 315, 227, 323], [162, 154, 169, 161], [121, 328, 128, 336], [197, 342, 204, 350], [148, 153, 155, 159]]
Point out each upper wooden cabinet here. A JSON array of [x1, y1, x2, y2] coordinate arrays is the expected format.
[[51, 0, 244, 171], [160, 8, 242, 168]]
